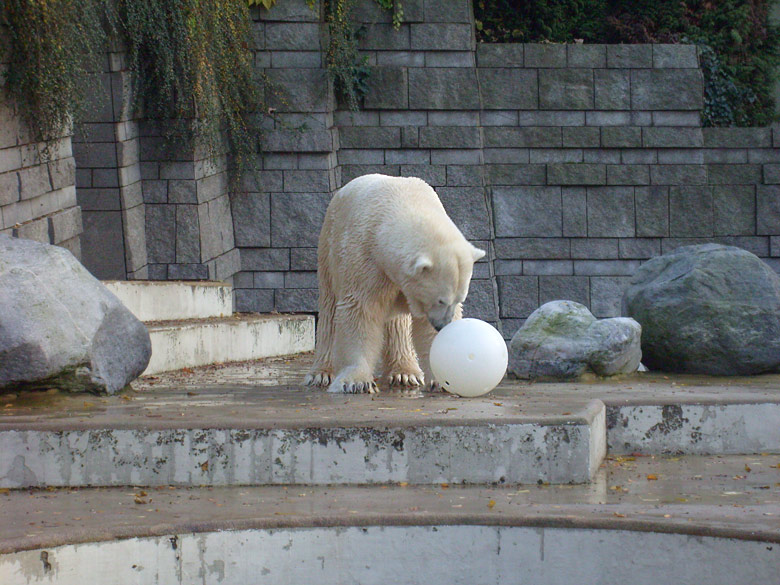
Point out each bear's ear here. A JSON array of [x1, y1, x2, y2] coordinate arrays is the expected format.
[[471, 245, 486, 262], [408, 254, 433, 276]]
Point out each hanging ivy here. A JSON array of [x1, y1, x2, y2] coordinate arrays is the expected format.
[[120, 0, 263, 180], [1, 0, 108, 143]]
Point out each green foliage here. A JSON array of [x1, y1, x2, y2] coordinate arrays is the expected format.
[[120, 0, 262, 178], [323, 0, 370, 111], [1, 0, 108, 143], [474, 0, 780, 126]]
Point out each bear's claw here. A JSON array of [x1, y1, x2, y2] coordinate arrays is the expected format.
[[427, 381, 445, 393], [387, 373, 422, 388], [334, 380, 378, 394], [305, 372, 332, 387]]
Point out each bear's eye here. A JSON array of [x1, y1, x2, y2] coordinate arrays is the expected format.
[[437, 299, 446, 306]]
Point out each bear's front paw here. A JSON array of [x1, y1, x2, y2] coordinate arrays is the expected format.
[[328, 379, 379, 394], [305, 371, 332, 387], [329, 366, 380, 394], [387, 373, 423, 388]]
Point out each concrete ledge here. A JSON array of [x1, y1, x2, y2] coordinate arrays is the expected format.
[[103, 280, 232, 322], [607, 402, 780, 455], [0, 396, 605, 488], [143, 313, 314, 375]]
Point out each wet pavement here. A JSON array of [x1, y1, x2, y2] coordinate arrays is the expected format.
[[2, 353, 779, 431]]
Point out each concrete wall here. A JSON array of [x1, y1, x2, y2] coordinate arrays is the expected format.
[[232, 0, 780, 338], [0, 31, 82, 257]]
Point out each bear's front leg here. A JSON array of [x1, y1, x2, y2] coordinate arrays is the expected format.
[[412, 303, 463, 392], [411, 315, 439, 391], [383, 314, 424, 389], [328, 297, 383, 394]]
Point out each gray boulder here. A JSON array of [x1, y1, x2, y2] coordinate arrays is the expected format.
[[622, 243, 780, 375], [0, 235, 151, 394], [509, 300, 642, 380]]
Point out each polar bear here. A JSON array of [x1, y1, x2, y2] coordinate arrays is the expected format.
[[304, 174, 485, 394]]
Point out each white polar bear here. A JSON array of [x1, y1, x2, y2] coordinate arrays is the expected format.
[[304, 174, 485, 394]]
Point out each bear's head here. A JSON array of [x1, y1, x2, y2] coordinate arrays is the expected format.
[[401, 243, 486, 331]]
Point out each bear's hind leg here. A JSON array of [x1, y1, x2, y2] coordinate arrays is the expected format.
[[382, 314, 423, 388], [305, 286, 335, 387], [328, 296, 383, 394], [305, 242, 335, 387]]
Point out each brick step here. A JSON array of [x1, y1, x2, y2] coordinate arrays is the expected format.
[[143, 313, 314, 375], [2, 455, 778, 585], [103, 280, 232, 322]]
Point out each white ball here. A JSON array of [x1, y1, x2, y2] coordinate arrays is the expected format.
[[429, 318, 508, 397]]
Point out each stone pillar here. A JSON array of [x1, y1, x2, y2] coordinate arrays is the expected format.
[[141, 127, 239, 284], [75, 37, 147, 279]]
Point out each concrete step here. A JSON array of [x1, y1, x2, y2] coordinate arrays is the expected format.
[[103, 280, 232, 322], [1, 455, 778, 585], [143, 313, 314, 375], [0, 374, 606, 488]]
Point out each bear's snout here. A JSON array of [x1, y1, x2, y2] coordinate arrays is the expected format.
[[429, 304, 456, 331]]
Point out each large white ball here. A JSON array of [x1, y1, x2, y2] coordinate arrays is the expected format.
[[429, 318, 508, 397]]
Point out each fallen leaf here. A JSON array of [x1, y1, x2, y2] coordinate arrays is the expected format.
[[561, 412, 572, 416], [440, 483, 449, 489], [0, 488, 10, 495], [487, 500, 496, 509], [399, 482, 408, 487], [613, 512, 626, 518], [493, 402, 503, 407], [200, 461, 209, 472], [646, 474, 658, 481], [745, 464, 752, 473], [663, 514, 671, 518]]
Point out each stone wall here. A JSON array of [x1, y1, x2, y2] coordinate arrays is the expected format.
[[4, 0, 777, 340], [232, 0, 780, 338], [0, 34, 81, 256], [74, 40, 147, 280]]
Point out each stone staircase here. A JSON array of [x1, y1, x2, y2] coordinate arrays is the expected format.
[[103, 280, 314, 375], [0, 281, 779, 583]]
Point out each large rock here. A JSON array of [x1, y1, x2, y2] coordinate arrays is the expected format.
[[509, 300, 642, 380], [622, 244, 780, 375], [0, 235, 151, 394]]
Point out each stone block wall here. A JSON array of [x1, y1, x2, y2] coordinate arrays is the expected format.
[[233, 0, 339, 314], [74, 42, 147, 280], [75, 40, 239, 285], [0, 36, 81, 256], [231, 0, 780, 339], [140, 126, 239, 283]]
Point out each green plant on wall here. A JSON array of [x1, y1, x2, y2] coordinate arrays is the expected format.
[[474, 0, 780, 126], [2, 0, 263, 179], [1, 0, 107, 143], [120, 0, 262, 180]]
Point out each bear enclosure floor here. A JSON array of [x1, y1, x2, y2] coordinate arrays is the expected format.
[[2, 352, 780, 431], [2, 354, 780, 553]]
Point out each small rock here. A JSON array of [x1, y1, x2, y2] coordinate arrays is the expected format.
[[508, 300, 642, 380], [623, 243, 780, 375], [0, 235, 151, 394]]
